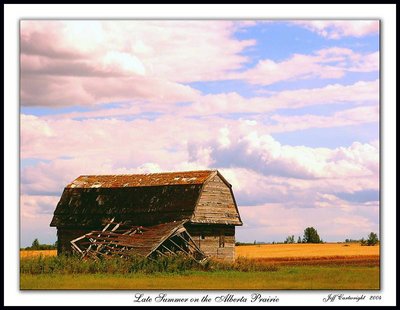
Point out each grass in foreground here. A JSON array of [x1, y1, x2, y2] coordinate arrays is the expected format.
[[19, 254, 379, 290], [20, 254, 278, 275], [20, 266, 379, 290]]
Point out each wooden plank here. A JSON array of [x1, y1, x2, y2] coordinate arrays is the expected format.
[[193, 174, 240, 226], [168, 238, 191, 256], [156, 249, 168, 257], [161, 244, 177, 256], [175, 233, 203, 254]]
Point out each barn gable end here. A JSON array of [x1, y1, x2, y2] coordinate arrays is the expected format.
[[191, 172, 242, 226]]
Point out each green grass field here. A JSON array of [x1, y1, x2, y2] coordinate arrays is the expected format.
[[20, 266, 379, 290]]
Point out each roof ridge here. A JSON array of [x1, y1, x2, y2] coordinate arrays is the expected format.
[[67, 170, 218, 189], [77, 169, 217, 177]]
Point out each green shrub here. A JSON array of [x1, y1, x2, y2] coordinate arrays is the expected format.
[[20, 254, 279, 275]]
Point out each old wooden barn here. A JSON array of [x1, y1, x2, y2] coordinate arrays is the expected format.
[[50, 170, 242, 261]]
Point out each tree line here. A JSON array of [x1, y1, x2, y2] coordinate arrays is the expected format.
[[345, 232, 379, 246], [22, 239, 58, 250], [283, 228, 379, 246], [27, 231, 379, 250], [284, 227, 323, 244]]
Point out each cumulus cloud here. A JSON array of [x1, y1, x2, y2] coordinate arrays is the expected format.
[[21, 111, 378, 199], [237, 201, 378, 242], [20, 195, 60, 218], [292, 20, 379, 39], [184, 80, 379, 118], [19, 20, 380, 245], [21, 102, 379, 173], [21, 157, 168, 197], [20, 195, 59, 245], [269, 105, 379, 133], [20, 114, 222, 162], [232, 47, 379, 85], [190, 130, 379, 181], [20, 20, 255, 107], [223, 167, 378, 208], [20, 114, 379, 243], [20, 74, 201, 107]]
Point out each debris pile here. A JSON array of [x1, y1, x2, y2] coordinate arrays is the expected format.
[[70, 218, 207, 263]]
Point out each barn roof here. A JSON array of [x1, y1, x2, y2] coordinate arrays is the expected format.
[[67, 170, 216, 188], [50, 170, 241, 228]]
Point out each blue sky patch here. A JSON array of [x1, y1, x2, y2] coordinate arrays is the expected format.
[[335, 189, 379, 203], [272, 122, 379, 148]]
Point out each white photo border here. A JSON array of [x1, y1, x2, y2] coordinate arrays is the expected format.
[[4, 3, 396, 306]]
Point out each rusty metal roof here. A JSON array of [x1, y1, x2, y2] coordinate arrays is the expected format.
[[67, 170, 216, 189], [50, 184, 202, 228], [50, 170, 242, 228]]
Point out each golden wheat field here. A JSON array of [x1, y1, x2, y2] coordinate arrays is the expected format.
[[236, 243, 379, 259], [20, 243, 379, 260], [20, 250, 57, 258]]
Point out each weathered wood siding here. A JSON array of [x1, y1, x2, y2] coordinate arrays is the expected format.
[[191, 174, 241, 225], [185, 224, 235, 261], [51, 185, 202, 228], [57, 228, 89, 255]]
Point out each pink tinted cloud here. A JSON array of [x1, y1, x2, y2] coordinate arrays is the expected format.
[[270, 80, 379, 108], [21, 73, 201, 107], [269, 105, 379, 133], [292, 20, 379, 39], [21, 112, 378, 198], [20, 114, 228, 162], [237, 201, 378, 242], [20, 195, 60, 218], [186, 80, 378, 116], [199, 130, 379, 180], [232, 47, 378, 85], [21, 103, 379, 166], [20, 194, 59, 245], [348, 51, 379, 72], [222, 168, 378, 206], [20, 116, 379, 243], [20, 20, 255, 107], [20, 21, 88, 59]]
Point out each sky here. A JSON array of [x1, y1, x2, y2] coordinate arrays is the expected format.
[[20, 20, 379, 247]]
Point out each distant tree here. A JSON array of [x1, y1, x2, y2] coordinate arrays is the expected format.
[[253, 240, 256, 245], [297, 236, 302, 243], [284, 235, 295, 244], [24, 239, 57, 250], [366, 232, 379, 246], [345, 239, 350, 243], [31, 238, 40, 249], [302, 227, 322, 243]]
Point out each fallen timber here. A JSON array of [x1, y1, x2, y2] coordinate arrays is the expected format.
[[70, 218, 208, 263]]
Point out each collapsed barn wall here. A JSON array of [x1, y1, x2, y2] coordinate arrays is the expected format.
[[67, 220, 207, 263]]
